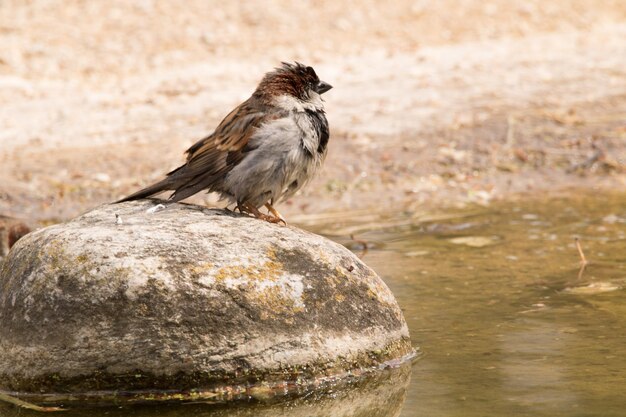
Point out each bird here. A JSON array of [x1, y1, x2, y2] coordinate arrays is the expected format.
[[116, 62, 332, 224]]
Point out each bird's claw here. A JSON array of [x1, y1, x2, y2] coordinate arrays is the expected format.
[[238, 202, 287, 225], [264, 203, 287, 225], [258, 213, 286, 225]]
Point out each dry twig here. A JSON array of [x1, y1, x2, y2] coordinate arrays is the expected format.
[[575, 237, 588, 266], [575, 237, 589, 281]]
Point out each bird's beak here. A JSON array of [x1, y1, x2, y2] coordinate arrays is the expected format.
[[316, 81, 333, 95]]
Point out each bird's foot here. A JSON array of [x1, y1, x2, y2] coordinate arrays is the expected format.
[[257, 213, 286, 224], [240, 202, 286, 225], [264, 203, 287, 225]]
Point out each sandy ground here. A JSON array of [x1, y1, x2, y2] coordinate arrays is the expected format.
[[1, 0, 625, 224]]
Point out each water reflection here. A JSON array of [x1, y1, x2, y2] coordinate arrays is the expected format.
[[312, 192, 626, 417], [499, 321, 578, 413], [0, 365, 411, 417]]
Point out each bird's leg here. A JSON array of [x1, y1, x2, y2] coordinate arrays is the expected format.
[[264, 203, 287, 225], [241, 202, 284, 224]]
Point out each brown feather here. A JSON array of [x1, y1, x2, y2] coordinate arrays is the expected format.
[[177, 97, 280, 181]]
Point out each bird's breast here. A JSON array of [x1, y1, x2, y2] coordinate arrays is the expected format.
[[293, 110, 329, 157], [222, 112, 328, 205]]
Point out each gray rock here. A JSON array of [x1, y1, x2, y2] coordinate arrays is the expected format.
[[0, 201, 413, 404]]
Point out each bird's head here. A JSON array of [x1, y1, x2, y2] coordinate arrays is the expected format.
[[255, 62, 332, 111]]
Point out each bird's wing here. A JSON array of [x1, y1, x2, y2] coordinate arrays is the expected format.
[[118, 97, 283, 203], [179, 98, 276, 178], [164, 97, 285, 202]]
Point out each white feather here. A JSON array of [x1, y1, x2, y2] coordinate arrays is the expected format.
[[273, 91, 324, 112]]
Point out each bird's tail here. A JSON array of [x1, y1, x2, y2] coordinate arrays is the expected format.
[[115, 177, 174, 203]]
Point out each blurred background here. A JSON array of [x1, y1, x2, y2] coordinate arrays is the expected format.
[[2, 3, 626, 417], [0, 0, 625, 223]]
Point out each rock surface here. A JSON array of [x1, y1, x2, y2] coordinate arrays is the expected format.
[[0, 201, 413, 403]]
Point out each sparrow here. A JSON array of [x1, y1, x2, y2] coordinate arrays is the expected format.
[[116, 62, 332, 223]]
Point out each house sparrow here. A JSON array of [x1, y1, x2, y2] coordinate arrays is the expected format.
[[116, 62, 332, 223]]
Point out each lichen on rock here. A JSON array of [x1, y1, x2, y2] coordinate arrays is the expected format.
[[0, 200, 414, 404]]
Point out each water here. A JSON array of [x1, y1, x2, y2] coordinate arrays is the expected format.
[[324, 192, 625, 417], [1, 192, 625, 416]]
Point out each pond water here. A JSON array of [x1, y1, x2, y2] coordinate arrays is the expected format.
[[324, 191, 626, 417], [1, 192, 625, 417]]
